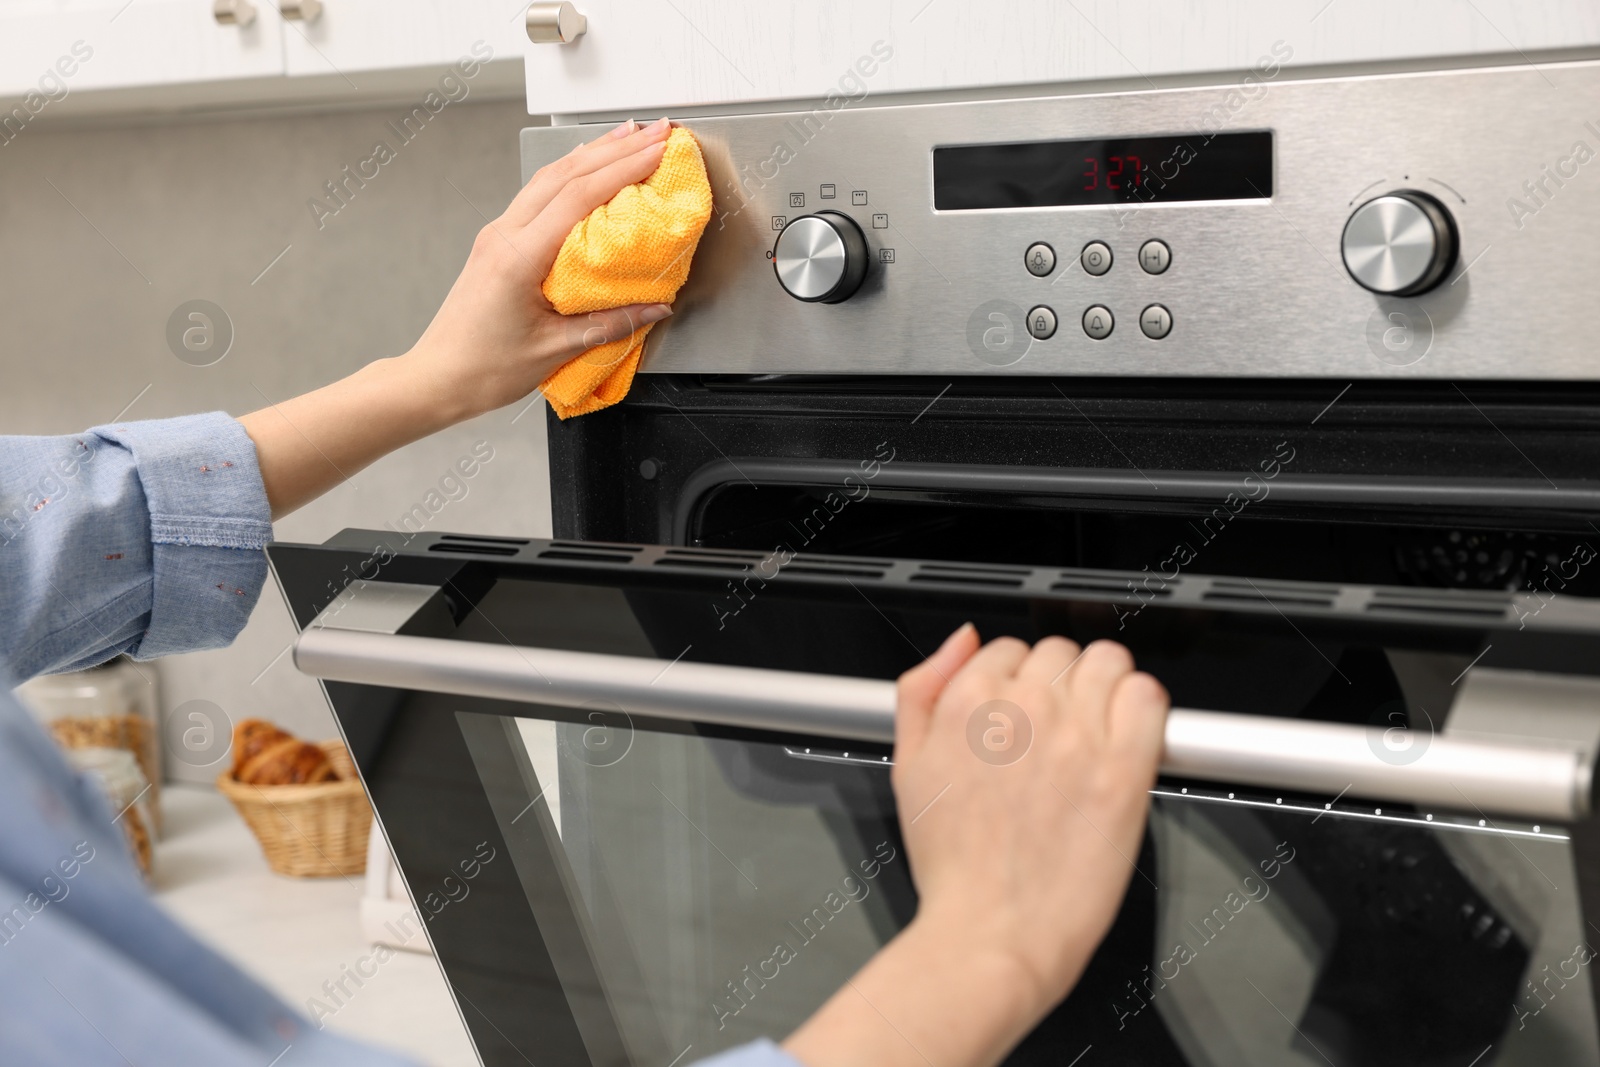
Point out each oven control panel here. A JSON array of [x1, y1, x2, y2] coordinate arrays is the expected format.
[[522, 59, 1600, 379]]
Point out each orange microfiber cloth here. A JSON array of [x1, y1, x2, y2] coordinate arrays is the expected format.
[[539, 127, 713, 419]]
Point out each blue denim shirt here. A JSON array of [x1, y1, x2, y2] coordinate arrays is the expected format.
[[0, 413, 797, 1067]]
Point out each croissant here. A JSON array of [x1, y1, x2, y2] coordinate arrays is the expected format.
[[232, 718, 291, 776], [237, 738, 338, 785]]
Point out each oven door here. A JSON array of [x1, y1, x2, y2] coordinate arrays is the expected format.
[[271, 538, 1600, 1067]]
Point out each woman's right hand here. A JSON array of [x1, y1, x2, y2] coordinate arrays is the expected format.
[[891, 626, 1170, 1016], [784, 628, 1168, 1067]]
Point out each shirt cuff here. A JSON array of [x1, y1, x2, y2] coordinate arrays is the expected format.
[[689, 1039, 805, 1067], [89, 413, 273, 661]]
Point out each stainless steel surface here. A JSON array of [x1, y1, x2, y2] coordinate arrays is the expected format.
[[211, 0, 256, 25], [1138, 239, 1171, 274], [520, 59, 1600, 377], [277, 0, 321, 20], [1026, 305, 1057, 339], [1448, 668, 1600, 763], [525, 1, 587, 44], [1140, 303, 1172, 338], [773, 212, 868, 302], [1024, 242, 1055, 276], [1082, 304, 1114, 339], [295, 624, 1596, 822], [1342, 191, 1457, 295], [1080, 240, 1113, 276], [315, 580, 451, 635]]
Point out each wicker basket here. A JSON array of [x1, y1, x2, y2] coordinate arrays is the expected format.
[[217, 740, 372, 878]]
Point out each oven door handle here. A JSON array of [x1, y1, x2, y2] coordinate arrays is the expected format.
[[295, 625, 1594, 823]]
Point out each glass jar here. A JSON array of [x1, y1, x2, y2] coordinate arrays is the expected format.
[[65, 746, 155, 879], [18, 657, 162, 834]]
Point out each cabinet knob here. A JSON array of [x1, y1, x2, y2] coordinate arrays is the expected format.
[[212, 0, 257, 26], [526, 2, 587, 43], [279, 0, 323, 22]]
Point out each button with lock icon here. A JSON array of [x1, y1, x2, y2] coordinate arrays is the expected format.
[[1026, 305, 1058, 340]]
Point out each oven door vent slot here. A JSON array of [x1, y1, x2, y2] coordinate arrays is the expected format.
[[908, 572, 1025, 589], [535, 549, 637, 563], [1201, 590, 1337, 609], [917, 562, 1033, 577], [653, 556, 752, 571], [664, 547, 762, 560], [1050, 576, 1165, 597], [657, 556, 892, 579], [1365, 590, 1512, 620], [440, 533, 532, 546], [1200, 578, 1339, 610], [428, 542, 521, 557], [548, 539, 641, 552], [781, 564, 890, 579]]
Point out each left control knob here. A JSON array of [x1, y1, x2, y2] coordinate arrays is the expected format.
[[773, 212, 869, 303]]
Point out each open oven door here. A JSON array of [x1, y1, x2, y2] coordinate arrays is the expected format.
[[270, 534, 1600, 1067]]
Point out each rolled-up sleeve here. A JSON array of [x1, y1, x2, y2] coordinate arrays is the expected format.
[[0, 412, 272, 679]]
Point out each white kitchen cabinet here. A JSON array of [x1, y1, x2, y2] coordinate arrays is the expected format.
[[0, 0, 284, 103], [524, 0, 1600, 116], [279, 0, 528, 79]]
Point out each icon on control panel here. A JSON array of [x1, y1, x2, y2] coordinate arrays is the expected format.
[[1139, 240, 1171, 275], [789, 192, 805, 208], [821, 184, 837, 199], [851, 190, 868, 205], [880, 249, 896, 263], [872, 213, 888, 229], [772, 216, 786, 231]]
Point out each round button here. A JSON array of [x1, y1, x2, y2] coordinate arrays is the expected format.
[[1138, 240, 1171, 275], [1080, 241, 1112, 276], [1024, 242, 1055, 277], [1139, 304, 1172, 339], [772, 211, 869, 303], [1341, 190, 1457, 296], [1082, 305, 1114, 340], [1026, 305, 1057, 339]]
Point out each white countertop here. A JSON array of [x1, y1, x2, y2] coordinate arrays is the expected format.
[[152, 784, 478, 1067]]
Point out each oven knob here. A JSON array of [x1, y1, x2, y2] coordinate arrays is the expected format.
[[772, 211, 869, 303], [1341, 190, 1458, 296]]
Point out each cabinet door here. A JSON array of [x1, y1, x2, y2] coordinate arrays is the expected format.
[[521, 0, 1600, 116], [279, 0, 527, 78], [0, 0, 283, 100]]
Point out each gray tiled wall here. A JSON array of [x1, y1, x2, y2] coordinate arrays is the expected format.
[[1, 97, 551, 783]]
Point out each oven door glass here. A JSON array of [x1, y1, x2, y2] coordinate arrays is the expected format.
[[271, 541, 1600, 1067]]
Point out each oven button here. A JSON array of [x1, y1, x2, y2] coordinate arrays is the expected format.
[[772, 211, 870, 303], [1025, 243, 1055, 277], [1138, 240, 1171, 274], [1139, 304, 1172, 339], [1026, 305, 1057, 339], [1082, 305, 1114, 339], [1341, 190, 1458, 296], [1080, 241, 1112, 276]]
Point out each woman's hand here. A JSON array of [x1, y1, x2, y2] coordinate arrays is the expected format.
[[240, 118, 673, 518], [893, 627, 1169, 1010], [399, 116, 675, 423], [783, 628, 1169, 1067]]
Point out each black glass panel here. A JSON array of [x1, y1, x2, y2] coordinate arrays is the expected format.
[[933, 132, 1273, 209], [270, 539, 1600, 1067]]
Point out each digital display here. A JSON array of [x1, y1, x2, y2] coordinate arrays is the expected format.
[[932, 131, 1273, 210]]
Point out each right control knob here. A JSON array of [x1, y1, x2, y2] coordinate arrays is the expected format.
[[1341, 190, 1458, 296]]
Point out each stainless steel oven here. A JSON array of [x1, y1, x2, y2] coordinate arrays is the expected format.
[[274, 58, 1600, 1067]]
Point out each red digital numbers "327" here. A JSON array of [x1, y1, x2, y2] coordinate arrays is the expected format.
[[1082, 155, 1143, 191]]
